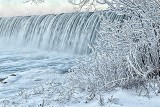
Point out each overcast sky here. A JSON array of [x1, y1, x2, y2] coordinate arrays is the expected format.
[[0, 0, 106, 17], [0, 0, 74, 17]]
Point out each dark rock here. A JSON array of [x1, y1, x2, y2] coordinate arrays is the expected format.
[[0, 78, 7, 82], [10, 74, 16, 76]]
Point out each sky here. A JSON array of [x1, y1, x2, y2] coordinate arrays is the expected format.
[[0, 0, 76, 17], [0, 0, 107, 17]]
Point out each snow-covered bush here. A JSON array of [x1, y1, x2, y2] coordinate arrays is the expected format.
[[66, 0, 160, 98]]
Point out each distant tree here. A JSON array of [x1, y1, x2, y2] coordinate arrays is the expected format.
[[23, 0, 44, 4], [68, 0, 111, 10]]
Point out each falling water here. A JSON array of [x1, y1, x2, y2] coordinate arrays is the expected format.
[[0, 11, 127, 55], [0, 12, 101, 54], [0, 11, 127, 75]]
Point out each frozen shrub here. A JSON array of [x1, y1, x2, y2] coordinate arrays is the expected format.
[[66, 0, 160, 97]]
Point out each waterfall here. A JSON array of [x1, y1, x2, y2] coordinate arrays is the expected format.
[[0, 11, 127, 54]]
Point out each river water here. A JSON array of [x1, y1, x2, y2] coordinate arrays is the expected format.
[[0, 47, 80, 75]]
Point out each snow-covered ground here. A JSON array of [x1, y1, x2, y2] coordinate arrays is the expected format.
[[0, 48, 160, 107], [1, 69, 160, 107]]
